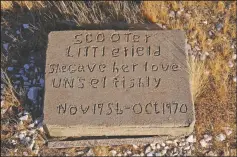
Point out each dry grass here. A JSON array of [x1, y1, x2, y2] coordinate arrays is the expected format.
[[142, 1, 236, 155]]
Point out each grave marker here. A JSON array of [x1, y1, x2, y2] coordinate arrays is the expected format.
[[43, 30, 195, 137]]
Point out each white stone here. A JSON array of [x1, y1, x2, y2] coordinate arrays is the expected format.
[[133, 144, 138, 149], [77, 151, 84, 155], [1, 100, 5, 107], [87, 149, 94, 156], [126, 150, 132, 155], [23, 152, 28, 156], [23, 24, 29, 29], [155, 152, 162, 156], [7, 67, 14, 71], [166, 140, 173, 144], [184, 146, 190, 150], [200, 139, 208, 148], [150, 143, 156, 150], [28, 123, 35, 128], [3, 43, 9, 51], [110, 150, 117, 156], [24, 64, 30, 70], [156, 144, 161, 150], [27, 87, 38, 101], [12, 140, 17, 145], [223, 127, 232, 136], [216, 133, 226, 141], [161, 142, 166, 147], [232, 54, 237, 60], [145, 146, 152, 154], [40, 78, 44, 87], [161, 149, 167, 155], [140, 153, 144, 156], [186, 134, 194, 143], [19, 133, 26, 140], [228, 61, 234, 68], [169, 11, 175, 18], [19, 115, 28, 121], [203, 20, 208, 24], [132, 154, 140, 157], [146, 152, 154, 157], [164, 146, 169, 150], [233, 76, 237, 83], [204, 134, 212, 142]]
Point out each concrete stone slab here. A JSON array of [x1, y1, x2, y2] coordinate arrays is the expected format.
[[43, 30, 195, 137]]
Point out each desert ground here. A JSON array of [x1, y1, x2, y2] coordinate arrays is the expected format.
[[1, 1, 236, 156]]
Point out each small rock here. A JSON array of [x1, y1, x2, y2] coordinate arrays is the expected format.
[[28, 123, 35, 128], [1, 100, 5, 107], [161, 149, 167, 155], [204, 134, 212, 142], [169, 11, 175, 18], [140, 153, 144, 156], [11, 140, 17, 145], [126, 150, 132, 155], [216, 23, 223, 31], [206, 151, 217, 156], [19, 133, 26, 140], [164, 146, 169, 150], [200, 54, 206, 61], [166, 140, 173, 144], [233, 76, 236, 83], [23, 24, 29, 29], [203, 20, 208, 24], [27, 87, 39, 101], [179, 142, 185, 147], [7, 67, 14, 71], [40, 78, 44, 87], [23, 152, 28, 156], [200, 139, 208, 148], [146, 152, 154, 157], [156, 144, 161, 149], [184, 146, 190, 150], [155, 152, 162, 156], [16, 30, 21, 34], [216, 133, 226, 141], [19, 115, 28, 121], [223, 127, 232, 136], [77, 151, 84, 155], [228, 61, 234, 68], [110, 150, 117, 156], [150, 143, 156, 150], [132, 154, 140, 157], [161, 142, 166, 147], [133, 144, 138, 149], [87, 149, 94, 156], [232, 54, 237, 60], [3, 43, 9, 51], [145, 146, 152, 154], [24, 64, 30, 70], [186, 135, 194, 143]]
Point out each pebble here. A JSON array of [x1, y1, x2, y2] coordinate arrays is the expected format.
[[1, 100, 5, 107], [184, 146, 190, 150], [86, 149, 94, 156], [169, 11, 175, 18], [232, 54, 236, 60], [12, 140, 17, 145], [132, 154, 140, 156], [200, 139, 208, 148], [186, 135, 194, 143], [233, 76, 236, 83], [155, 152, 162, 156], [204, 134, 212, 142], [156, 144, 161, 149], [19, 133, 26, 140], [133, 144, 138, 149], [145, 146, 152, 154], [77, 151, 84, 155], [216, 23, 223, 31], [24, 64, 30, 70], [7, 67, 14, 71], [23, 152, 28, 156], [216, 133, 226, 141], [161, 142, 166, 147], [161, 149, 167, 155], [166, 140, 173, 144], [28, 123, 35, 128], [40, 78, 44, 87], [27, 87, 39, 101], [146, 152, 154, 157], [23, 24, 29, 29], [110, 150, 117, 156], [228, 61, 234, 68], [3, 43, 9, 51], [19, 115, 28, 121], [164, 146, 169, 150], [223, 127, 232, 136], [150, 143, 156, 150]]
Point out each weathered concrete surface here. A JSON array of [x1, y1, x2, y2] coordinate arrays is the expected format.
[[43, 30, 195, 137]]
